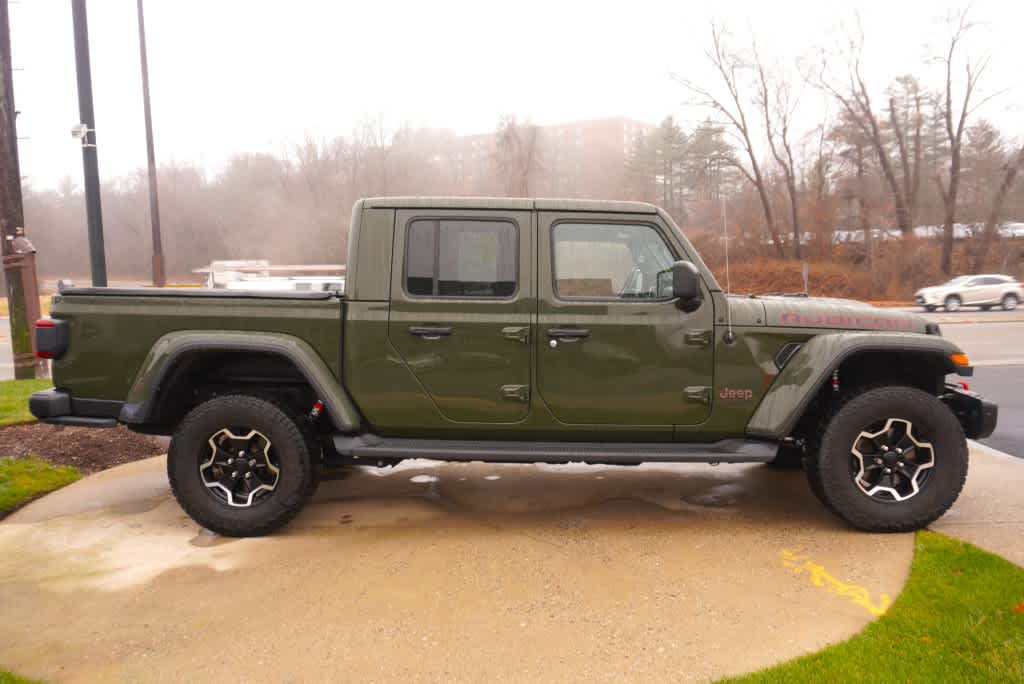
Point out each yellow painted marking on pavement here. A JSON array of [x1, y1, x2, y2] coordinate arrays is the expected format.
[[781, 549, 892, 617]]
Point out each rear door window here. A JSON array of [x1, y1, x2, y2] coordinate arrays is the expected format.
[[404, 219, 518, 298]]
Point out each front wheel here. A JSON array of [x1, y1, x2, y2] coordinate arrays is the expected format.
[[1003, 294, 1019, 311], [807, 386, 968, 532], [168, 395, 319, 536], [944, 295, 961, 312]]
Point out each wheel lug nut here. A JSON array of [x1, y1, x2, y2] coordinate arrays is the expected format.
[[238, 450, 245, 457], [896, 448, 903, 455], [884, 467, 892, 474], [874, 457, 883, 465], [249, 459, 257, 467], [227, 458, 234, 465], [231, 471, 239, 478], [881, 446, 889, 452], [897, 461, 904, 468], [244, 472, 252, 479]]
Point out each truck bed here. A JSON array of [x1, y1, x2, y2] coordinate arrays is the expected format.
[[49, 288, 343, 402]]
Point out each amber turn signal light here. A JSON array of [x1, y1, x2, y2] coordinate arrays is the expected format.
[[951, 352, 971, 367]]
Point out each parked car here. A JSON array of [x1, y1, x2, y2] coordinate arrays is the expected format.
[[30, 197, 996, 536], [915, 274, 1022, 312]]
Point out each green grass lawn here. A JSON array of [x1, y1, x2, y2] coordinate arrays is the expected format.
[[0, 457, 80, 517], [0, 670, 43, 684], [0, 378, 51, 427], [722, 531, 1024, 683]]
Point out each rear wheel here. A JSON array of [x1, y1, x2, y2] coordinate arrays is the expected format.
[[980, 305, 992, 311], [924, 305, 936, 312], [807, 386, 967, 532], [168, 395, 318, 536], [1003, 294, 1019, 311], [944, 295, 961, 312]]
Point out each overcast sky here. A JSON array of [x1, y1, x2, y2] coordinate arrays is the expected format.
[[9, 0, 1022, 190]]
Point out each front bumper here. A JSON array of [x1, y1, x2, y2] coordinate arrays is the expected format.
[[29, 388, 121, 428], [941, 384, 998, 440]]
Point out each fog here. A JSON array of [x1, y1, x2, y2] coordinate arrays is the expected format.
[[6, 0, 1024, 286]]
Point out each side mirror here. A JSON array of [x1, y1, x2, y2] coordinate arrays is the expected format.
[[671, 260, 703, 311]]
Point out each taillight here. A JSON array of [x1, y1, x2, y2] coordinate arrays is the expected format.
[[35, 318, 68, 359]]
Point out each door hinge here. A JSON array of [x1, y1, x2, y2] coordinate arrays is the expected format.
[[501, 384, 529, 402], [501, 326, 529, 343], [684, 329, 712, 346], [683, 386, 711, 405]]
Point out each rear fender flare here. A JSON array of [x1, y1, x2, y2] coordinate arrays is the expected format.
[[119, 330, 361, 432], [745, 332, 967, 439]]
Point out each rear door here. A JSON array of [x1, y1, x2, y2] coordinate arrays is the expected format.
[[962, 278, 986, 305], [535, 212, 715, 426], [388, 209, 533, 423], [980, 276, 1007, 304]]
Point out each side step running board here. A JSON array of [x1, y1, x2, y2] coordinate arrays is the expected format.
[[330, 434, 777, 466]]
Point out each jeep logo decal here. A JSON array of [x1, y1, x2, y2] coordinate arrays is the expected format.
[[719, 387, 754, 401]]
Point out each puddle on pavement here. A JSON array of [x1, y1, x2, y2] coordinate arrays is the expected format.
[[683, 483, 746, 508], [190, 528, 235, 548]]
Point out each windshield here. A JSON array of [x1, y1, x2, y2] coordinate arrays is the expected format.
[[943, 276, 972, 286]]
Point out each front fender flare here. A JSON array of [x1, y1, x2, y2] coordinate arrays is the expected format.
[[119, 330, 361, 432], [745, 332, 967, 439]]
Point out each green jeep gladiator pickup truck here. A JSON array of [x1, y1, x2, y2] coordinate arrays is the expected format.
[[30, 197, 997, 536]]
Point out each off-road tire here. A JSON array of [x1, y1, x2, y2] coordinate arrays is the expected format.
[[1003, 294, 1019, 311], [944, 295, 961, 312], [168, 395, 319, 536], [807, 386, 968, 532]]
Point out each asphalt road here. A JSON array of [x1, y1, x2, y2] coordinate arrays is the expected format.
[[938, 319, 1024, 458]]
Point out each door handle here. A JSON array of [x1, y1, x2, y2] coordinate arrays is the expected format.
[[546, 328, 591, 340], [501, 326, 529, 343], [684, 329, 712, 346], [408, 325, 452, 340]]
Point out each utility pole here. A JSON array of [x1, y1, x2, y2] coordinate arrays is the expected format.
[[0, 0, 43, 379], [71, 0, 107, 286], [136, 0, 164, 287]]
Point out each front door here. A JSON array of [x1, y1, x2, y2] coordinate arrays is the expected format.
[[536, 212, 715, 426], [388, 209, 533, 423]]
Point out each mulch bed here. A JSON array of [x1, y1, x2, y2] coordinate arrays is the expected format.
[[0, 423, 166, 474]]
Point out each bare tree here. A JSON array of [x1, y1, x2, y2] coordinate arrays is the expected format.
[[973, 144, 1024, 271], [676, 24, 785, 257], [886, 76, 924, 233], [817, 28, 916, 235], [934, 10, 995, 274], [494, 115, 542, 196], [755, 53, 802, 258]]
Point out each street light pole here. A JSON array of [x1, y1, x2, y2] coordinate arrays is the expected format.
[[136, 0, 164, 287], [70, 0, 107, 286], [0, 0, 43, 379]]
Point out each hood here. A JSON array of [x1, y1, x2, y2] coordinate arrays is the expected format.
[[749, 295, 930, 333]]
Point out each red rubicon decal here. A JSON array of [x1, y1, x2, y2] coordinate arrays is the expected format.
[[779, 312, 914, 331]]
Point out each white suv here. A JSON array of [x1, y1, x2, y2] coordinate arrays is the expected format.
[[915, 274, 1022, 312]]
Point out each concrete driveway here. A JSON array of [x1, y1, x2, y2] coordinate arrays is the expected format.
[[1, 456, 923, 683]]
